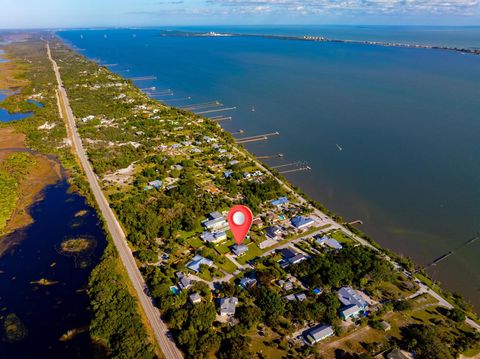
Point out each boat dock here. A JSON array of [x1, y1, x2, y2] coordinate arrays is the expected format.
[[271, 161, 301, 169], [163, 97, 192, 102], [256, 154, 284, 159], [279, 166, 311, 174], [423, 233, 479, 269], [180, 101, 222, 111], [236, 132, 279, 144], [210, 116, 232, 122], [195, 107, 237, 115], [130, 76, 157, 81]]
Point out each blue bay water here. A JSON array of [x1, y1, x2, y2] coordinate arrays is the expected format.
[[59, 28, 480, 309]]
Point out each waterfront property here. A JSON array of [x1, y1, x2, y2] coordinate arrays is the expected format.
[[316, 235, 343, 250], [291, 216, 315, 230], [271, 196, 289, 207]]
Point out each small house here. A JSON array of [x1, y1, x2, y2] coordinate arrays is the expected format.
[[339, 304, 362, 320], [271, 196, 289, 207], [189, 293, 202, 305], [304, 324, 334, 344], [219, 297, 238, 316], [266, 226, 282, 240], [186, 255, 214, 273], [239, 277, 257, 289], [148, 180, 163, 189], [231, 244, 248, 257], [178, 276, 192, 291], [291, 216, 315, 230], [316, 235, 343, 250], [295, 293, 307, 301], [289, 253, 308, 265]]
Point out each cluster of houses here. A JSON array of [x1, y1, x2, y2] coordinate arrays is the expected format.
[[300, 286, 371, 345], [171, 271, 240, 318], [200, 211, 229, 244]]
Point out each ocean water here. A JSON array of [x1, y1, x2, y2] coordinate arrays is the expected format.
[[58, 28, 480, 309]]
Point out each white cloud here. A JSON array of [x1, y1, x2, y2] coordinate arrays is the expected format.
[[207, 0, 480, 15]]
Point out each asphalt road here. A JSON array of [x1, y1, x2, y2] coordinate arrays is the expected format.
[[47, 42, 184, 359]]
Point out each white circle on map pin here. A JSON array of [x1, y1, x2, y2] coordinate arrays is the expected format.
[[232, 211, 245, 226]]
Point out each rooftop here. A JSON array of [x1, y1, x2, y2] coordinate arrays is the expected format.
[[338, 286, 368, 309], [291, 216, 315, 229], [220, 297, 238, 316], [316, 235, 343, 250], [186, 254, 214, 273]]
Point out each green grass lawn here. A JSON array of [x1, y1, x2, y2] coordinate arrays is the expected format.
[[216, 257, 237, 274], [237, 242, 263, 265], [185, 236, 204, 249], [215, 239, 235, 255], [328, 229, 354, 244]]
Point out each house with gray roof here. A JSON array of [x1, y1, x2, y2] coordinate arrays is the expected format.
[[338, 286, 369, 320], [189, 293, 202, 305], [202, 211, 228, 231], [200, 230, 227, 244], [304, 324, 334, 344], [178, 276, 192, 291], [186, 254, 214, 273], [219, 297, 238, 316], [231, 244, 248, 257], [338, 286, 368, 309], [316, 235, 343, 250]]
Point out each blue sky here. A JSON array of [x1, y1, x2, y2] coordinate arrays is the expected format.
[[1, 0, 480, 28]]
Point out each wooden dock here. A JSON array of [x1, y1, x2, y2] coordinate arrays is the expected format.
[[279, 166, 311, 174], [236, 132, 279, 144], [130, 76, 157, 81], [271, 161, 300, 169], [180, 101, 222, 111], [256, 153, 284, 159], [210, 116, 232, 122], [147, 91, 173, 96], [195, 107, 236, 115], [163, 97, 192, 102]]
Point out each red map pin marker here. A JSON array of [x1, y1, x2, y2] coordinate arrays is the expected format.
[[228, 205, 253, 245]]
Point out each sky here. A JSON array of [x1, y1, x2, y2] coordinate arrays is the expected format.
[[1, 0, 480, 29]]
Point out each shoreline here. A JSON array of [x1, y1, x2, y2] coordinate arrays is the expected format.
[[54, 33, 480, 323], [160, 30, 480, 56], [0, 127, 63, 254]]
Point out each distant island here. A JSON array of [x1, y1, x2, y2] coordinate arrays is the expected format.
[[1, 31, 479, 359], [159, 29, 480, 56]]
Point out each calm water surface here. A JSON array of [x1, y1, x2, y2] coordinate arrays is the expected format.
[[0, 180, 106, 358], [59, 28, 480, 309], [0, 92, 33, 122]]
